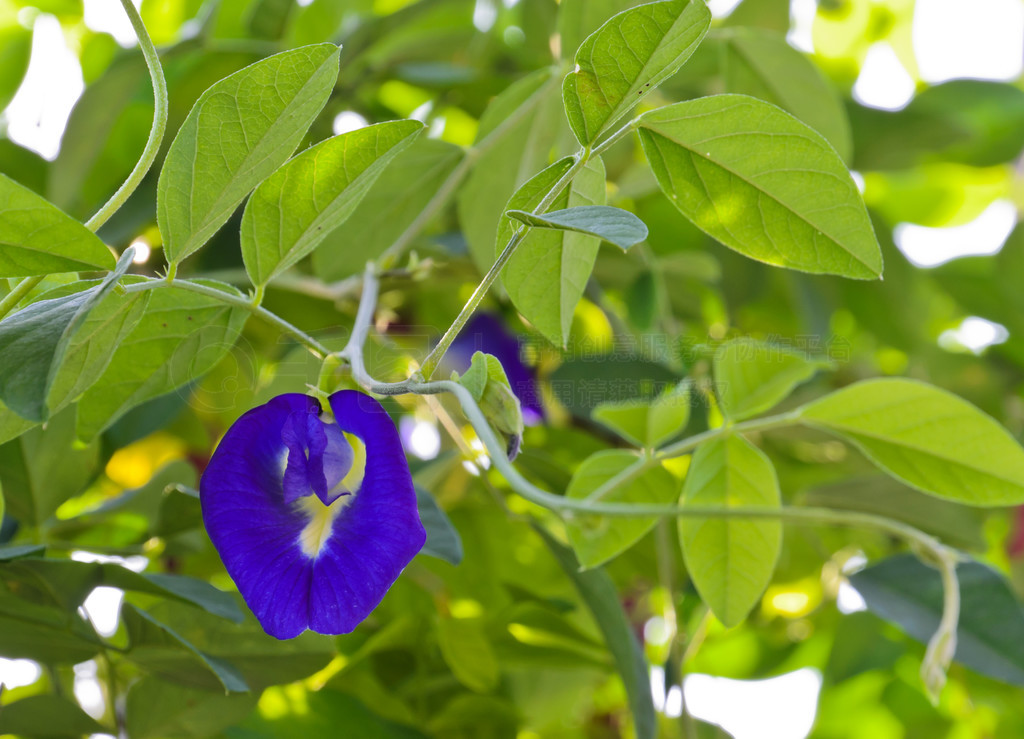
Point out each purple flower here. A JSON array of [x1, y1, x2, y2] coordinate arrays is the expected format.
[[448, 313, 545, 424], [200, 391, 426, 639]]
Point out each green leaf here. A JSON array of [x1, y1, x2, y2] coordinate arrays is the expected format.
[[158, 44, 340, 266], [457, 67, 564, 275], [533, 523, 656, 739], [415, 485, 463, 565], [124, 599, 334, 691], [126, 676, 258, 739], [718, 27, 852, 161], [0, 406, 101, 525], [1, 558, 244, 622], [312, 138, 462, 281], [0, 588, 103, 663], [0, 695, 107, 736], [637, 94, 883, 278], [0, 544, 44, 560], [714, 338, 823, 421], [566, 450, 679, 568], [507, 205, 648, 250], [75, 281, 249, 441], [0, 248, 133, 421], [850, 554, 1024, 686], [241, 119, 423, 286], [501, 156, 606, 347], [0, 25, 32, 113], [592, 381, 690, 447], [799, 378, 1024, 506], [0, 172, 115, 277], [437, 617, 500, 693], [124, 604, 250, 693], [562, 0, 711, 145], [679, 435, 782, 627], [0, 403, 36, 445]]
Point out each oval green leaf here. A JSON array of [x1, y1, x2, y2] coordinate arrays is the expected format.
[[312, 137, 463, 281], [799, 378, 1024, 506], [592, 381, 690, 447], [714, 337, 824, 421], [0, 173, 115, 277], [507, 205, 648, 251], [75, 280, 249, 441], [562, 0, 711, 145], [637, 94, 883, 279], [500, 156, 606, 347], [241, 119, 423, 286], [566, 450, 679, 568], [679, 435, 782, 627], [0, 248, 133, 422], [158, 43, 340, 267]]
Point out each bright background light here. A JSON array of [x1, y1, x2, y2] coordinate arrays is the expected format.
[[2, 2, 1022, 736]]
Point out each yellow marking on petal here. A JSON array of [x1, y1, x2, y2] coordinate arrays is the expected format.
[[297, 494, 352, 559], [329, 432, 366, 497]]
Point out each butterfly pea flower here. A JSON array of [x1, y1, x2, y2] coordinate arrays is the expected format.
[[200, 390, 426, 640]]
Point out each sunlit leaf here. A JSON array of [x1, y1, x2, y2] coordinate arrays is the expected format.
[[0, 173, 115, 278], [799, 378, 1024, 506], [637, 94, 883, 278], [501, 156, 606, 346], [241, 120, 422, 286], [679, 435, 781, 627], [566, 450, 679, 568], [562, 0, 711, 145], [312, 138, 463, 281], [158, 44, 340, 266], [714, 337, 823, 420]]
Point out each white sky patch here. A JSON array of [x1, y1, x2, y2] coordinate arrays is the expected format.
[[708, 0, 744, 19], [332, 111, 369, 135], [684, 669, 823, 739], [853, 43, 916, 111], [83, 0, 142, 47], [3, 14, 84, 160], [787, 0, 816, 53], [940, 316, 1010, 354], [72, 551, 147, 639], [83, 587, 125, 637], [894, 199, 1018, 267], [130, 239, 151, 264], [837, 581, 868, 613], [849, 170, 865, 194], [0, 658, 42, 689], [73, 660, 106, 719], [473, 0, 498, 32], [400, 417, 441, 460], [914, 0, 1024, 83]]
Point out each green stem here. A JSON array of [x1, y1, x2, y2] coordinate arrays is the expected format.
[[418, 151, 591, 379], [124, 278, 330, 358], [84, 0, 168, 233], [0, 275, 44, 320]]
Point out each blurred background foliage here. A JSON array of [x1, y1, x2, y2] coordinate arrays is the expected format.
[[1, 0, 1024, 737]]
